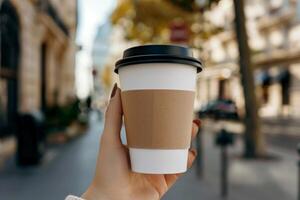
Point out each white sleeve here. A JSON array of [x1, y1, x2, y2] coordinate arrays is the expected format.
[[65, 195, 85, 200]]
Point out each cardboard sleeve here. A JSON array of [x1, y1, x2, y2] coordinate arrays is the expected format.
[[121, 90, 195, 149]]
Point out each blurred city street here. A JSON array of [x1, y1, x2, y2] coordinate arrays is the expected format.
[[0, 112, 298, 200], [2, 0, 300, 199]]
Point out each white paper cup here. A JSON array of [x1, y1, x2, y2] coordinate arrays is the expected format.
[[116, 45, 202, 174]]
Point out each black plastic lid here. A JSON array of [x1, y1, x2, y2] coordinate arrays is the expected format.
[[115, 44, 203, 73]]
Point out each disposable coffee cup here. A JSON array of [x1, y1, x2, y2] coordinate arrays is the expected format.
[[115, 45, 202, 174]]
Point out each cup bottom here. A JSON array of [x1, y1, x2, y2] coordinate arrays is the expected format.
[[129, 148, 188, 174]]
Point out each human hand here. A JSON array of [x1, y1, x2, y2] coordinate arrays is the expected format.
[[82, 84, 201, 200]]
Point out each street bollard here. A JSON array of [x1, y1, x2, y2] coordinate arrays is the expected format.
[[298, 144, 300, 200], [215, 129, 235, 198], [196, 127, 204, 178], [221, 144, 228, 198]]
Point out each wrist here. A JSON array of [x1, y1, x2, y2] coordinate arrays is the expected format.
[[82, 182, 133, 200], [82, 184, 108, 200]]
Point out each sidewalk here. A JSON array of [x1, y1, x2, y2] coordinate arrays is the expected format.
[[0, 115, 297, 200], [163, 125, 297, 200], [203, 118, 300, 151], [0, 112, 103, 200]]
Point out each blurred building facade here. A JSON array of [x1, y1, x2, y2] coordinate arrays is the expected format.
[[0, 0, 77, 136], [196, 0, 300, 118], [92, 22, 137, 98]]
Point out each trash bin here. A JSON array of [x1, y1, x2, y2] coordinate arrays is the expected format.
[[16, 112, 45, 166]]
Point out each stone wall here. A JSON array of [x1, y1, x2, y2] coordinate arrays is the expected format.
[[8, 0, 77, 113]]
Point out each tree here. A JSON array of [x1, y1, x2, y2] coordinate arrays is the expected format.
[[111, 0, 222, 45], [232, 0, 266, 157]]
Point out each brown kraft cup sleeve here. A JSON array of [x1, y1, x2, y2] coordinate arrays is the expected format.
[[121, 90, 195, 149]]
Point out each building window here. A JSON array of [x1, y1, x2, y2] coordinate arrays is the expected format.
[[0, 0, 20, 137]]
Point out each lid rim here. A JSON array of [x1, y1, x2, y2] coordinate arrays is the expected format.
[[115, 58, 202, 74]]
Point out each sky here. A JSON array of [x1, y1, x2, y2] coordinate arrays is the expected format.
[[75, 0, 117, 99]]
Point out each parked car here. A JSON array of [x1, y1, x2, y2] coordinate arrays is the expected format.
[[198, 99, 239, 120]]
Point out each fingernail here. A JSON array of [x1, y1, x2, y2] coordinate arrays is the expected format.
[[110, 83, 118, 99], [193, 119, 201, 127], [191, 149, 197, 157]]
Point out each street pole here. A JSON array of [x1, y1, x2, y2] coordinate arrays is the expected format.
[[297, 143, 300, 200], [232, 0, 266, 157], [196, 127, 204, 178], [221, 145, 228, 198], [215, 128, 234, 198]]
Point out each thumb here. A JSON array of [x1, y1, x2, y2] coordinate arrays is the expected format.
[[102, 84, 123, 146]]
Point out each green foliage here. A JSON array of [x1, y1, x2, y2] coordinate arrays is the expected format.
[[44, 99, 81, 133]]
